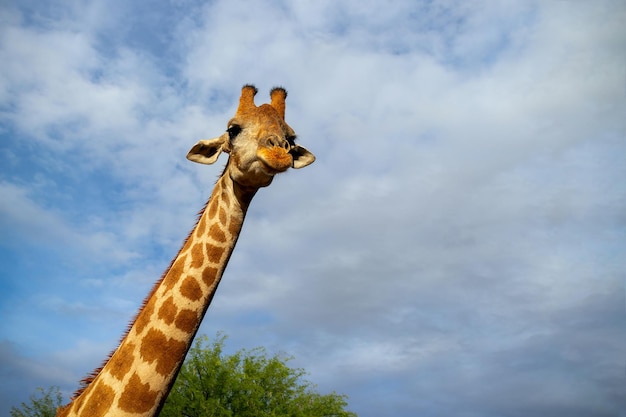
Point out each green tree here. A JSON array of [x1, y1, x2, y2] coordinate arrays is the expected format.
[[161, 333, 357, 417], [10, 386, 63, 417]]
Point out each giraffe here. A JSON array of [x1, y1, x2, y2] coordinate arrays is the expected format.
[[57, 84, 315, 417]]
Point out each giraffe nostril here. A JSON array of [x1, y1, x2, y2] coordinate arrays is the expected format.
[[265, 135, 289, 150]]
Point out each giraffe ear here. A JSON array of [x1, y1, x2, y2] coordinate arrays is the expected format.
[[187, 134, 230, 165], [290, 145, 315, 169]]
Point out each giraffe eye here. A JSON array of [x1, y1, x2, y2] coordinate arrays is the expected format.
[[227, 125, 241, 140]]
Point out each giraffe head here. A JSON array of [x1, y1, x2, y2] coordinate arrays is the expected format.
[[187, 85, 315, 188]]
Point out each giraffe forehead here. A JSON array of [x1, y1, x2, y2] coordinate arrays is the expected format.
[[233, 104, 292, 135]]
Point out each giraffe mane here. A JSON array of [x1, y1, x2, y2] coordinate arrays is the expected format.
[[69, 199, 211, 401]]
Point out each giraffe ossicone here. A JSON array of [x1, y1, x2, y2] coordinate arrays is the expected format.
[[57, 85, 314, 417]]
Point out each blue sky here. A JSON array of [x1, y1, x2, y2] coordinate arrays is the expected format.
[[1, 0, 625, 416]]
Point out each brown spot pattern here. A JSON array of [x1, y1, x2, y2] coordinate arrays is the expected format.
[[190, 242, 204, 268], [180, 276, 202, 301], [158, 296, 177, 325], [140, 328, 187, 376], [196, 215, 206, 236], [209, 224, 227, 243], [82, 380, 115, 417], [163, 255, 187, 292], [202, 266, 218, 287], [109, 341, 136, 380], [228, 218, 240, 236], [219, 206, 228, 224], [118, 373, 159, 413], [206, 243, 225, 263], [221, 189, 230, 206], [175, 308, 198, 333], [135, 297, 155, 335], [208, 198, 219, 219]]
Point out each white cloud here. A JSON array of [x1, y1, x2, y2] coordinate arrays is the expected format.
[[1, 0, 624, 416], [0, 180, 140, 264]]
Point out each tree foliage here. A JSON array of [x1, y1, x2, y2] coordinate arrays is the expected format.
[[161, 333, 356, 417], [10, 386, 63, 417]]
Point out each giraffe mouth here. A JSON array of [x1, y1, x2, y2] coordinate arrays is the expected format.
[[258, 147, 293, 173]]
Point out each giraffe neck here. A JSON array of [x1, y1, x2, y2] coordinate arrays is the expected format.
[[59, 174, 257, 417]]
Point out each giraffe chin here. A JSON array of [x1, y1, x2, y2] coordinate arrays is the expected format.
[[258, 147, 293, 173]]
